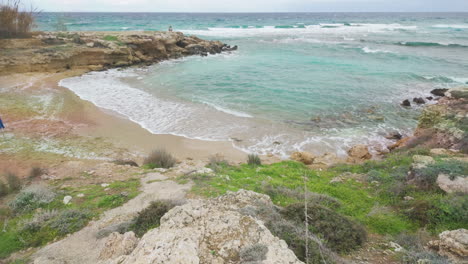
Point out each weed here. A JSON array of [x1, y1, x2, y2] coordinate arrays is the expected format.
[[49, 209, 90, 235], [28, 167, 44, 179], [6, 172, 21, 191], [20, 209, 59, 232], [0, 0, 37, 39], [208, 154, 229, 173], [0, 179, 8, 197], [9, 184, 56, 213], [143, 149, 176, 169], [131, 200, 179, 237], [239, 244, 268, 262], [247, 154, 261, 166]]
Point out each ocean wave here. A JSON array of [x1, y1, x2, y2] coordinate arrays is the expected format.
[[362, 46, 394, 54], [398, 41, 468, 48], [432, 24, 468, 29], [423, 75, 468, 84], [201, 101, 252, 118], [180, 23, 418, 38]]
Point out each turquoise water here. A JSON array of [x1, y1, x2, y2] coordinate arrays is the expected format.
[[48, 13, 468, 156]]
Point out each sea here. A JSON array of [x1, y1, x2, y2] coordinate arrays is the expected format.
[[36, 12, 468, 157]]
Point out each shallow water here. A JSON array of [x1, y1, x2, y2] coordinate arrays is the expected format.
[[46, 13, 468, 157]]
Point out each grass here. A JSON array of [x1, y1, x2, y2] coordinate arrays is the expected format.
[[183, 149, 466, 237], [103, 35, 118, 41], [0, 178, 140, 259], [0, 0, 36, 39]]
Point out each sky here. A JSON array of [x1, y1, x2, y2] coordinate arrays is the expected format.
[[33, 0, 468, 12]]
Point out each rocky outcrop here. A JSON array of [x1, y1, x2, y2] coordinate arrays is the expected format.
[[99, 232, 139, 260], [428, 229, 468, 263], [347, 145, 372, 163], [0, 31, 236, 75], [290, 151, 316, 165], [436, 174, 468, 194], [102, 190, 303, 264]]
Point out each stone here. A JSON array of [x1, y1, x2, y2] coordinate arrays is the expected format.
[[413, 97, 426, 104], [105, 190, 303, 264], [431, 88, 449, 97], [63, 196, 72, 205], [437, 174, 468, 194], [447, 87, 468, 99], [404, 196, 414, 201], [99, 232, 139, 260], [412, 155, 435, 169], [101, 183, 110, 188], [428, 229, 468, 263], [290, 151, 316, 165], [430, 148, 455, 155], [310, 152, 342, 168], [385, 132, 403, 140], [347, 145, 372, 163], [77, 193, 85, 198], [401, 99, 411, 107]]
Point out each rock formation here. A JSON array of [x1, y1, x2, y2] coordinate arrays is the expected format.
[[99, 190, 303, 264], [346, 145, 372, 163], [0, 31, 236, 75], [428, 229, 468, 264]]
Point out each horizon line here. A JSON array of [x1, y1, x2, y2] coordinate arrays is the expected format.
[[38, 11, 468, 13]]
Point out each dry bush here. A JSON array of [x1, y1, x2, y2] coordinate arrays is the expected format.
[[0, 179, 8, 197], [6, 172, 21, 191], [0, 0, 37, 38], [143, 149, 176, 169], [247, 154, 261, 166], [28, 167, 44, 179]]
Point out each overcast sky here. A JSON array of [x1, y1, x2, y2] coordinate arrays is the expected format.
[[35, 0, 468, 12]]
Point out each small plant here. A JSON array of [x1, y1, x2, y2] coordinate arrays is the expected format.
[[113, 159, 139, 167], [9, 184, 56, 213], [282, 203, 367, 253], [143, 149, 176, 169], [103, 35, 118, 41], [207, 154, 229, 172], [0, 0, 37, 39], [0, 180, 8, 197], [49, 209, 90, 235], [247, 154, 261, 166], [28, 167, 44, 179], [131, 200, 178, 237], [6, 172, 21, 191], [21, 209, 59, 232], [239, 244, 268, 262]]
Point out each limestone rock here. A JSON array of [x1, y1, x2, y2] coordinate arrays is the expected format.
[[437, 174, 468, 194], [347, 145, 372, 163], [428, 229, 468, 263], [411, 155, 435, 169], [99, 232, 139, 260], [105, 190, 303, 264], [447, 87, 468, 100], [290, 151, 316, 165], [430, 148, 456, 155], [63, 195, 72, 205]]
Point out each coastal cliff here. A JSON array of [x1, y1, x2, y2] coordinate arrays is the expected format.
[[0, 31, 237, 75]]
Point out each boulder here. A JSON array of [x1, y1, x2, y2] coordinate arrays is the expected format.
[[290, 151, 316, 165], [99, 232, 139, 260], [310, 152, 342, 169], [428, 229, 468, 263], [347, 145, 372, 163], [385, 132, 403, 140], [437, 174, 468, 194], [431, 88, 449, 97], [411, 155, 435, 169], [401, 99, 411, 107], [63, 196, 72, 205], [413, 97, 426, 104], [105, 190, 303, 264], [447, 87, 468, 100]]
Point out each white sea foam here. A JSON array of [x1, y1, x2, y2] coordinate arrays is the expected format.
[[201, 101, 253, 118], [450, 77, 468, 84], [362, 46, 394, 54], [180, 23, 417, 38], [432, 24, 468, 29]]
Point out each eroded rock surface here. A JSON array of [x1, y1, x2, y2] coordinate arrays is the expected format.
[[428, 229, 468, 264], [103, 190, 303, 264]]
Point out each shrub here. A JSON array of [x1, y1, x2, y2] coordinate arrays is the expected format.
[[21, 209, 59, 232], [113, 159, 139, 167], [28, 167, 44, 179], [430, 194, 468, 231], [0, 0, 36, 39], [143, 149, 176, 169], [131, 200, 179, 237], [207, 155, 229, 172], [239, 244, 268, 263], [9, 184, 56, 213], [411, 159, 468, 190], [6, 172, 21, 191], [49, 209, 90, 235], [0, 180, 8, 197], [247, 154, 261, 166], [282, 203, 367, 253]]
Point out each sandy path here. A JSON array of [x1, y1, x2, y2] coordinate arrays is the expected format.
[[31, 172, 192, 264]]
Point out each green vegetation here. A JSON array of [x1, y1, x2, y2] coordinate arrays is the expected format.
[[130, 200, 178, 237], [184, 149, 467, 252], [6, 172, 22, 192], [247, 154, 261, 166], [143, 149, 176, 169], [103, 35, 118, 41], [0, 178, 140, 258]]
